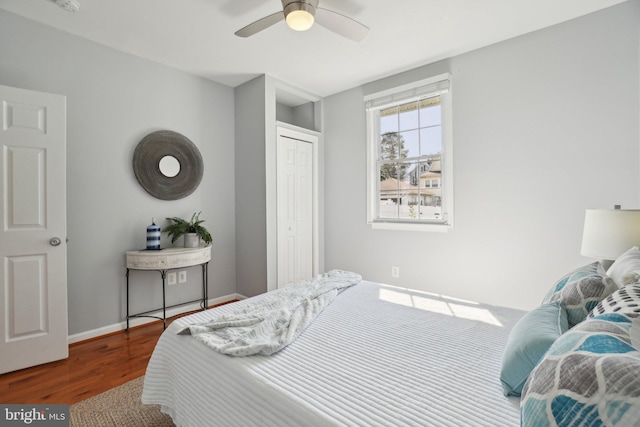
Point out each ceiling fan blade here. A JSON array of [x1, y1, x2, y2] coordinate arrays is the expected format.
[[235, 11, 284, 38], [315, 8, 368, 41]]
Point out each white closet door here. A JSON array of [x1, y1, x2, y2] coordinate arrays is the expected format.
[[0, 85, 68, 374], [277, 132, 313, 288]]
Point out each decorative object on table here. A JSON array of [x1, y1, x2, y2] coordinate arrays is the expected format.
[[183, 233, 199, 248], [163, 212, 212, 248], [132, 130, 203, 201], [146, 218, 161, 250]]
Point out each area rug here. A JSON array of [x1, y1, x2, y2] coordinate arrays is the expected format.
[[70, 376, 175, 427]]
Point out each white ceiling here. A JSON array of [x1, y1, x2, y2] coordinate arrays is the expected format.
[[0, 0, 627, 99]]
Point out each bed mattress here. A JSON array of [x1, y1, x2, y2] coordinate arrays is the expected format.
[[142, 280, 524, 426]]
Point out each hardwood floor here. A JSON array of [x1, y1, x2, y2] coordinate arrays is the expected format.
[[0, 302, 235, 405]]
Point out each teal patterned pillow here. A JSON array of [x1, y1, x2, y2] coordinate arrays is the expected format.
[[542, 262, 599, 303], [542, 262, 618, 327], [520, 313, 640, 426]]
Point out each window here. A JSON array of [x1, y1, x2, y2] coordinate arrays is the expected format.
[[425, 179, 439, 188], [365, 74, 453, 231]]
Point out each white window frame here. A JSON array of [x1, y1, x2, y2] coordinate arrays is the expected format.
[[365, 73, 453, 232]]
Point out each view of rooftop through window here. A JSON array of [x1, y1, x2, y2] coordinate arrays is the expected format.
[[377, 96, 443, 221]]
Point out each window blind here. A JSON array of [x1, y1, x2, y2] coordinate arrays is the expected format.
[[365, 78, 450, 111], [380, 96, 441, 118]]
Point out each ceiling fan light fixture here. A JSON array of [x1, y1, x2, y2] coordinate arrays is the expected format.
[[286, 10, 314, 31], [284, 1, 317, 31], [236, 0, 367, 41], [54, 0, 80, 12]]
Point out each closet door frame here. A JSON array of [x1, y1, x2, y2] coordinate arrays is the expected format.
[[272, 123, 319, 290]]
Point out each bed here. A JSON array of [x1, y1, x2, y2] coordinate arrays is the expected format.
[[142, 274, 524, 426]]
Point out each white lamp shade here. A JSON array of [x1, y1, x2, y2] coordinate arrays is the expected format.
[[581, 209, 640, 260]]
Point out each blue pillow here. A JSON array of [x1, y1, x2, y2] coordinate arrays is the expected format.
[[500, 301, 568, 396]]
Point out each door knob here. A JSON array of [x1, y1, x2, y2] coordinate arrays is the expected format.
[[50, 237, 62, 246]]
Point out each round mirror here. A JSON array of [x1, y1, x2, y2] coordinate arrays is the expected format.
[[159, 155, 180, 178], [132, 130, 204, 200]]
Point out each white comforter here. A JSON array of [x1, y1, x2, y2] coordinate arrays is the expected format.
[[176, 270, 361, 356], [143, 280, 523, 426]]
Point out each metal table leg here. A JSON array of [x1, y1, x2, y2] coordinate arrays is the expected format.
[[160, 270, 167, 329], [201, 262, 209, 310], [126, 268, 130, 331]]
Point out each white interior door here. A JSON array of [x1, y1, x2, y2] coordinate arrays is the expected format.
[[277, 130, 313, 288], [0, 85, 68, 374]]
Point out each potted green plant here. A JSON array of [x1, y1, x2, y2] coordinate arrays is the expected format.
[[163, 212, 212, 248]]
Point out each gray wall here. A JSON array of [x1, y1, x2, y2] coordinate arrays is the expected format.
[[1, 1, 638, 338], [323, 2, 640, 311], [234, 76, 269, 297], [236, 77, 324, 297], [0, 10, 236, 335]]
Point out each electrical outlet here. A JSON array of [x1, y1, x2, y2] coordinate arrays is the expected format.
[[392, 266, 400, 278], [178, 270, 187, 283], [167, 272, 177, 286]]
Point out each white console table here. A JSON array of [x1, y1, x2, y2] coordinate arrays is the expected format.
[[125, 245, 211, 330]]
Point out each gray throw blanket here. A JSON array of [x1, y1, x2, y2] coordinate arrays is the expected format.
[[177, 270, 362, 356]]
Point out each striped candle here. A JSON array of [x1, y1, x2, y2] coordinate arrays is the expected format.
[[146, 218, 161, 250]]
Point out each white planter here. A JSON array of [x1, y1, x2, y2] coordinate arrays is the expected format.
[[183, 233, 200, 248]]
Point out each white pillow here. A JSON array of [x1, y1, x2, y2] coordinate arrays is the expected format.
[[606, 246, 640, 287]]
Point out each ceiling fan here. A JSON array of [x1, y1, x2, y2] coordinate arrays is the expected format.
[[53, 0, 80, 12], [235, 0, 368, 42]]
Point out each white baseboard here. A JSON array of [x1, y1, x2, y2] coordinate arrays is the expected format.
[[67, 293, 246, 345]]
